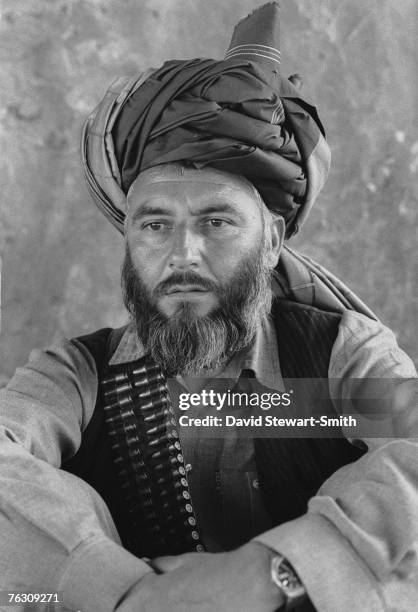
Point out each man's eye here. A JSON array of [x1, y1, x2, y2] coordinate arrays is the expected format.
[[145, 222, 165, 231], [207, 219, 226, 228]]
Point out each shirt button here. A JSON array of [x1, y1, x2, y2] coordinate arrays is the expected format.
[[185, 463, 193, 473], [252, 478, 259, 490]]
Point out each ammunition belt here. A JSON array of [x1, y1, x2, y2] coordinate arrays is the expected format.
[[101, 357, 205, 557]]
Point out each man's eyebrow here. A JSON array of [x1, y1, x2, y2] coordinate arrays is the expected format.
[[191, 203, 246, 219], [130, 204, 174, 224]]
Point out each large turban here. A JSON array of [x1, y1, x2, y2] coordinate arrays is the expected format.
[[82, 2, 331, 238]]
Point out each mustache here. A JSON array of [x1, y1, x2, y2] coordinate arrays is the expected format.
[[154, 272, 219, 296]]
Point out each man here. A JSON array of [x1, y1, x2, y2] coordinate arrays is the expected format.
[[0, 3, 417, 611]]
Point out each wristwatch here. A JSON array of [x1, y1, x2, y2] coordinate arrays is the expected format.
[[270, 554, 306, 611]]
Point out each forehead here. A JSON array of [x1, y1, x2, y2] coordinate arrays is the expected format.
[[126, 164, 262, 214]]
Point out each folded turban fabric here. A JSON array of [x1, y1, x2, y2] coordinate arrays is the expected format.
[[82, 2, 331, 238]]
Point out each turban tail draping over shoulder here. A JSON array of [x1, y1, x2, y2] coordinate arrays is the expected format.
[[82, 2, 331, 238]]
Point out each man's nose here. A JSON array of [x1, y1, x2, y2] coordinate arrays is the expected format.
[[168, 226, 202, 270]]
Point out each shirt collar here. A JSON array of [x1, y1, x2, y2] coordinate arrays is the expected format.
[[109, 316, 284, 391], [108, 322, 146, 365]]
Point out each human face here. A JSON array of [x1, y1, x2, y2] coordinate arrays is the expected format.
[[125, 164, 283, 318]]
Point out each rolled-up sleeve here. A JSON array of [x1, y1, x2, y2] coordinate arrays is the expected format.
[[254, 311, 418, 611], [0, 339, 152, 611]]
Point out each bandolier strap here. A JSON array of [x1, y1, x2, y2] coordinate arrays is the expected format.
[[100, 356, 205, 557]]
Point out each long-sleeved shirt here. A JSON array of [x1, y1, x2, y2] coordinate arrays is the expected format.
[[0, 309, 417, 611]]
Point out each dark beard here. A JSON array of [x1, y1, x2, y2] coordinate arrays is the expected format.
[[121, 246, 272, 376]]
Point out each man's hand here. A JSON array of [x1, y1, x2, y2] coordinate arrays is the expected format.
[[120, 542, 285, 611]]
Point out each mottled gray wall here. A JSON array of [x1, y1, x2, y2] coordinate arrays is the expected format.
[[0, 0, 417, 382]]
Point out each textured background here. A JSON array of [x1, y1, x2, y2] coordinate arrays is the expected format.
[[0, 0, 417, 383]]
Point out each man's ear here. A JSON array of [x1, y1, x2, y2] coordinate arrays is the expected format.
[[268, 214, 285, 268]]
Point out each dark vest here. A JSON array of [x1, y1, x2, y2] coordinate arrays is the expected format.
[[62, 299, 365, 556]]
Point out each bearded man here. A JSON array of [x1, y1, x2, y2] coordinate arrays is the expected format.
[[0, 3, 417, 612]]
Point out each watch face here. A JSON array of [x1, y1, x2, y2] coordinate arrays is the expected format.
[[271, 555, 306, 609]]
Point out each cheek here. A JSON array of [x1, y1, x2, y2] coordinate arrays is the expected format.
[[129, 230, 171, 258], [128, 243, 164, 289], [206, 238, 258, 274]]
